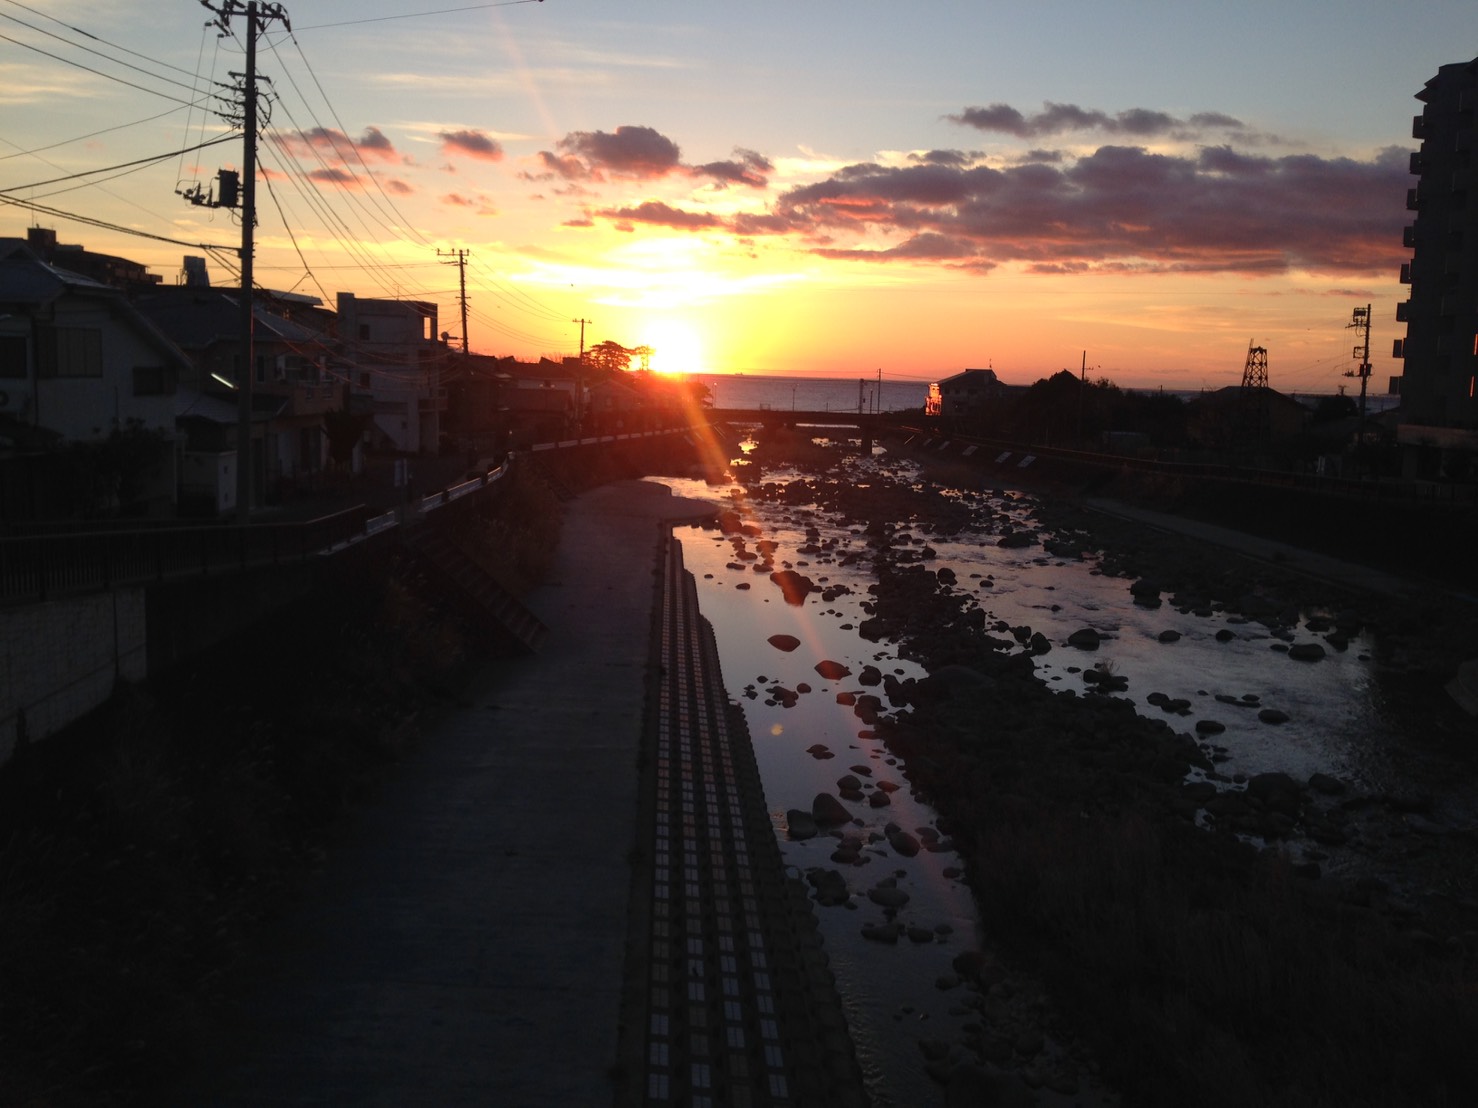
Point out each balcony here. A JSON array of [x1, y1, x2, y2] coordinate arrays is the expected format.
[[1392, 338, 1405, 359], [1403, 224, 1418, 248], [1395, 301, 1410, 323], [1410, 151, 1425, 175], [1407, 187, 1421, 211], [1412, 114, 1427, 139], [1400, 262, 1413, 284]]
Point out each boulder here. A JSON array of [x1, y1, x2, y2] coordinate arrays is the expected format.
[[786, 810, 819, 840], [1246, 771, 1303, 817], [1309, 771, 1347, 796], [769, 568, 815, 605], [1067, 627, 1102, 650], [815, 659, 852, 680], [998, 530, 1037, 549], [886, 827, 922, 857], [868, 883, 911, 908], [807, 868, 851, 906], [812, 792, 853, 826], [1288, 642, 1327, 662], [767, 634, 801, 652]]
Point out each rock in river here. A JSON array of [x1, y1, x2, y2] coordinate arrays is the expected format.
[[1067, 627, 1102, 650], [812, 792, 853, 826]]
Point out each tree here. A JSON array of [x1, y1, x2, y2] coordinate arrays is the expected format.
[[586, 340, 632, 373], [630, 344, 654, 372]]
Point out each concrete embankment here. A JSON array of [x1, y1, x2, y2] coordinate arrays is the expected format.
[[169, 479, 864, 1106]]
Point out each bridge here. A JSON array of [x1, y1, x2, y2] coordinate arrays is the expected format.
[[707, 407, 920, 450]]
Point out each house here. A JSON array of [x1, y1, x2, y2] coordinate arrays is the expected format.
[[337, 292, 451, 455], [134, 282, 346, 510], [930, 368, 1008, 419], [0, 238, 188, 518], [501, 386, 574, 447], [585, 374, 646, 433], [1185, 386, 1310, 450], [22, 226, 162, 291]]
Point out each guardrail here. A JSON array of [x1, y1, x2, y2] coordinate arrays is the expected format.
[[1, 458, 515, 606], [0, 424, 711, 607]]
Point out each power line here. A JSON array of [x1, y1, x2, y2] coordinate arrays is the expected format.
[[0, 99, 221, 163], [292, 0, 546, 32], [0, 134, 238, 194], [0, 0, 206, 80], [0, 29, 205, 105], [0, 192, 234, 255]]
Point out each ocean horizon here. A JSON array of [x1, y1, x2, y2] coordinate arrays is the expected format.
[[688, 371, 1400, 415]]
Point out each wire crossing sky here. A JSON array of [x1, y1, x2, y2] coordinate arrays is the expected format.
[[1, 0, 1471, 390]]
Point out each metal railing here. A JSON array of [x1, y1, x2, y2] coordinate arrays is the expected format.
[[1, 458, 515, 606]]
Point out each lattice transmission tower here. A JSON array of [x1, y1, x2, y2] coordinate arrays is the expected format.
[[1238, 340, 1271, 447]]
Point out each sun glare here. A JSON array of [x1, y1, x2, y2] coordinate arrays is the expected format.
[[643, 320, 707, 375]]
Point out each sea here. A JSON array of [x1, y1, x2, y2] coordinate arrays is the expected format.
[[687, 372, 1400, 416], [691, 373, 930, 415]]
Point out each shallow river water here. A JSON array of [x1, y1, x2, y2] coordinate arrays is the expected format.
[[657, 444, 1471, 1107]]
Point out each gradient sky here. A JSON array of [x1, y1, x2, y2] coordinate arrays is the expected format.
[[2, 1, 1473, 391]]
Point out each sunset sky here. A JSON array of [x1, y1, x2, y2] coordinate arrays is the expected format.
[[2, 1, 1472, 391]]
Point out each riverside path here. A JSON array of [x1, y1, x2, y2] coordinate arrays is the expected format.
[[170, 479, 865, 1107]]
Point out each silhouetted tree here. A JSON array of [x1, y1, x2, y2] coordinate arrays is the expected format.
[[586, 340, 632, 373]]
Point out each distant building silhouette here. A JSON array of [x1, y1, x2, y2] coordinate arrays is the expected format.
[[929, 367, 1007, 419], [1396, 54, 1478, 471]]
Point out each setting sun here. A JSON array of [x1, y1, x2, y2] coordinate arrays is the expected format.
[[640, 319, 708, 375]]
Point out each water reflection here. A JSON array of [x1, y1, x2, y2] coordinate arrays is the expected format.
[[659, 450, 1470, 1105]]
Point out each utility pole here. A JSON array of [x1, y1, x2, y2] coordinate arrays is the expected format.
[[439, 248, 470, 354], [570, 317, 591, 429], [196, 0, 290, 522], [1346, 304, 1373, 433]]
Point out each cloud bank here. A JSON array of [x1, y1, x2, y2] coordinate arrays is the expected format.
[[565, 103, 1409, 278]]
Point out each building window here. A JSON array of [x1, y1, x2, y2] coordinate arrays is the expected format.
[[133, 365, 177, 396], [35, 326, 103, 378], [0, 335, 26, 379]]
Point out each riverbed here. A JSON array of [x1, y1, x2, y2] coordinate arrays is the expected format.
[[657, 438, 1476, 1107]]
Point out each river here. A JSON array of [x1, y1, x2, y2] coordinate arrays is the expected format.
[[654, 432, 1474, 1107]]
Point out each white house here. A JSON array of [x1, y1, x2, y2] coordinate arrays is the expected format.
[[1, 238, 189, 515], [337, 292, 450, 455]]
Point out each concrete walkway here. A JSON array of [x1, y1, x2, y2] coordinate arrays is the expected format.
[[174, 480, 719, 1106]]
